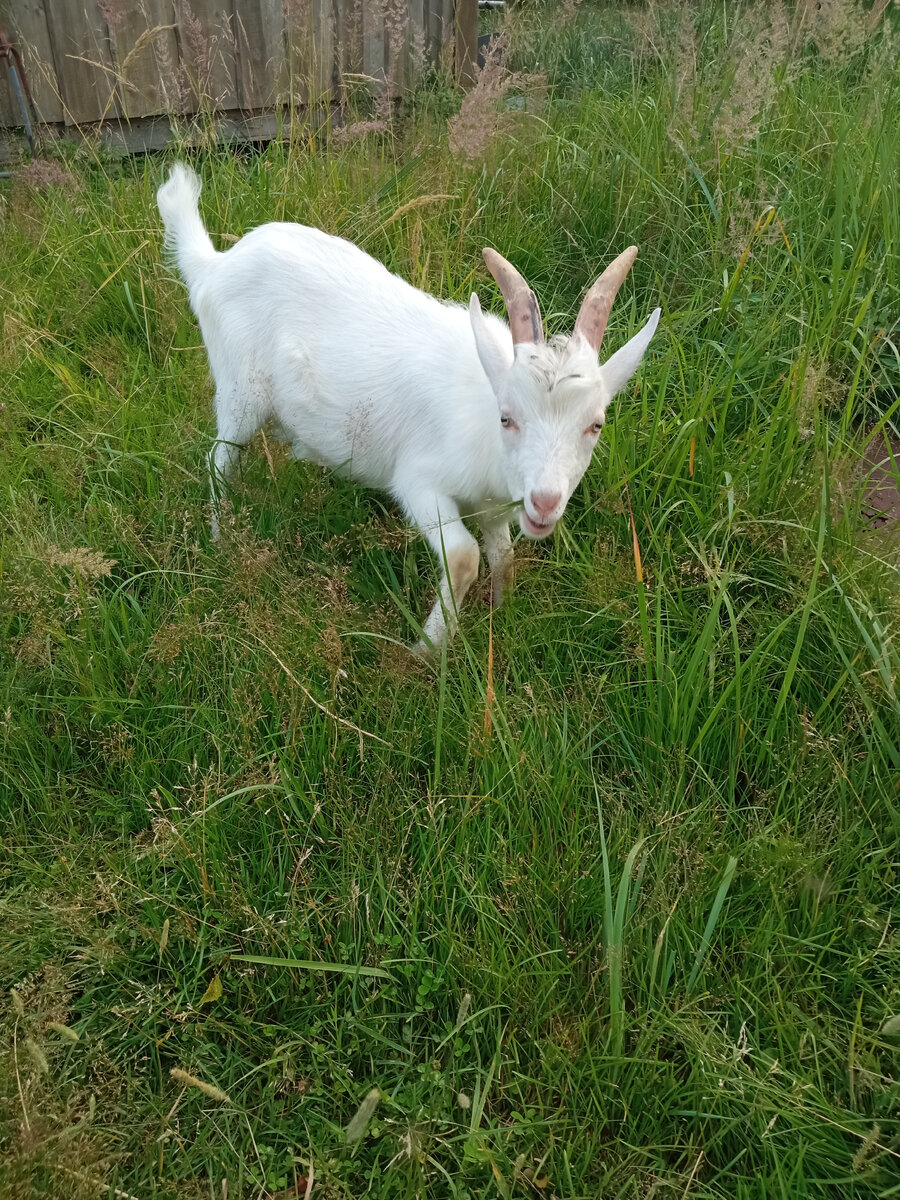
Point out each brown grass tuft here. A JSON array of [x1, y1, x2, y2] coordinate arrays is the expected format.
[[714, 1, 791, 151], [332, 119, 389, 145], [797, 0, 892, 62], [448, 35, 543, 161], [16, 159, 80, 192], [44, 546, 117, 583]]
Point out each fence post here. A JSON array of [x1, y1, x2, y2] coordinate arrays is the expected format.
[[455, 0, 477, 86]]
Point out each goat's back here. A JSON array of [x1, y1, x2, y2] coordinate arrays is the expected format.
[[189, 220, 511, 499]]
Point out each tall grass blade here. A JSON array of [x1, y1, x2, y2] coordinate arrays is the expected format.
[[230, 954, 393, 980], [686, 856, 738, 994]]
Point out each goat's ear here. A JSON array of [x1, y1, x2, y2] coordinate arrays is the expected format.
[[469, 293, 513, 394], [599, 307, 661, 399]]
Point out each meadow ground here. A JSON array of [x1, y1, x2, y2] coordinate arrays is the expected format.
[[1, 3, 899, 1197]]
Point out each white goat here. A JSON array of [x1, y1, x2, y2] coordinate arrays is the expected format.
[[157, 163, 660, 651]]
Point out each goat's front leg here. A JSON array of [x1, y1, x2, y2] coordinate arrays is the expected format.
[[481, 518, 513, 608], [398, 485, 480, 653]]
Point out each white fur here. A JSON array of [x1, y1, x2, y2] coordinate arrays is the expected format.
[[157, 163, 660, 650]]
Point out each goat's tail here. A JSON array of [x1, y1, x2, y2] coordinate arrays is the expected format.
[[157, 163, 217, 289]]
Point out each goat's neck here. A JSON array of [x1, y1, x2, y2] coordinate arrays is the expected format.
[[454, 389, 515, 510]]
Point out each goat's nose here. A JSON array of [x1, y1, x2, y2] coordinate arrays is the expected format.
[[530, 491, 562, 520]]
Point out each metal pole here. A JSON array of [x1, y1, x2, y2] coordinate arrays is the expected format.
[[1, 25, 41, 170], [7, 57, 35, 150]]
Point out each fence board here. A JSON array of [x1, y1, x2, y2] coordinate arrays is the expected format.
[[311, 0, 333, 100], [1, 0, 460, 152], [329, 0, 345, 92], [455, 0, 476, 84], [175, 0, 238, 112], [425, 0, 451, 64], [234, 0, 283, 109], [406, 0, 425, 90], [338, 0, 364, 84], [48, 0, 122, 124], [286, 0, 319, 106], [362, 1, 385, 93], [106, 0, 181, 119], [1, 0, 64, 124], [0, 55, 14, 130], [383, 0, 407, 96]]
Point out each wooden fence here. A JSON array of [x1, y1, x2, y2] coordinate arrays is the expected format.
[[0, 0, 478, 159]]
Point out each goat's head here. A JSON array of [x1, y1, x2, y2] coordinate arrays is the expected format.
[[470, 247, 660, 538]]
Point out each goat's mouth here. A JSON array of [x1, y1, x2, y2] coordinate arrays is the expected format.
[[520, 510, 557, 539]]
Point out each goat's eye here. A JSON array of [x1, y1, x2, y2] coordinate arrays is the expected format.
[[500, 414, 519, 431], [585, 421, 603, 436]]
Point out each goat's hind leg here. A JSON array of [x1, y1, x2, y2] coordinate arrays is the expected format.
[[209, 390, 258, 541]]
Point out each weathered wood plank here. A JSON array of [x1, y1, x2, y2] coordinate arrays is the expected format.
[[0, 8, 17, 131], [362, 0, 385, 94], [310, 0, 333, 101], [338, 0, 364, 83], [329, 0, 343, 93], [382, 0, 407, 96], [233, 0, 283, 109], [406, 0, 425, 91], [0, 56, 15, 131], [0, 0, 65, 124], [455, 0, 477, 85], [106, 0, 181, 119], [0, 103, 338, 163], [44, 0, 123, 125], [175, 0, 238, 112], [446, 0, 456, 64], [425, 0, 451, 64], [0, 0, 454, 134], [282, 0, 312, 108]]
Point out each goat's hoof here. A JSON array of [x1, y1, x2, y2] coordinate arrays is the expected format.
[[411, 638, 437, 660]]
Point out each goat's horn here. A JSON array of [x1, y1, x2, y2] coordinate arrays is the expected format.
[[573, 246, 638, 354], [482, 248, 544, 346]]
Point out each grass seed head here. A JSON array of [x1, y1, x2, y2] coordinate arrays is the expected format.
[[345, 1088, 380, 1143], [169, 1068, 230, 1102], [25, 1038, 50, 1074], [48, 1021, 80, 1042]]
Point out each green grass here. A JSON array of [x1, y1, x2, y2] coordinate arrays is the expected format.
[[1, 3, 899, 1196]]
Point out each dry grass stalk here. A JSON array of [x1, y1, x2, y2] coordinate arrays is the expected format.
[[623, 477, 644, 584]]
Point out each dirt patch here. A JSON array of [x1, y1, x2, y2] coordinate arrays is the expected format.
[[861, 431, 900, 547]]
